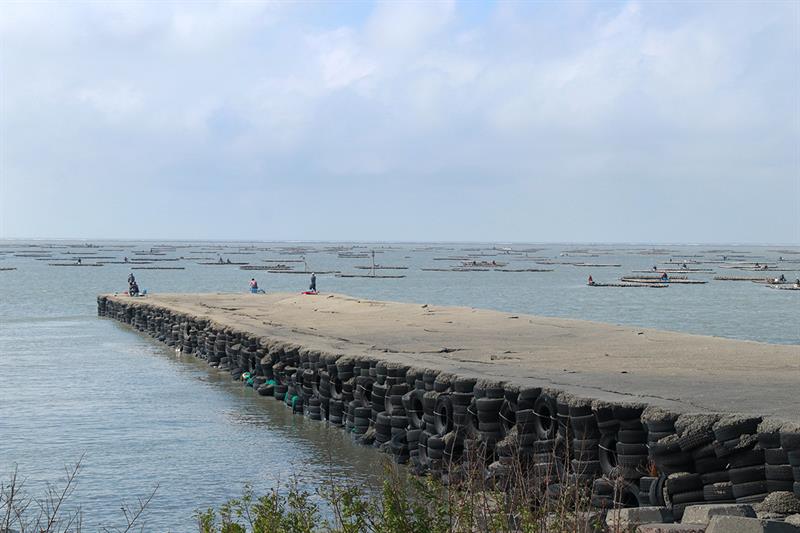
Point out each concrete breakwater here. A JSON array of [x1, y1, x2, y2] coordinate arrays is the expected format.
[[97, 293, 800, 519]]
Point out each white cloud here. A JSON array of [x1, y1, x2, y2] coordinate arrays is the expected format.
[[0, 0, 797, 242]]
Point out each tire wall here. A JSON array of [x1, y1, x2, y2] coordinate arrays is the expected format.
[[97, 297, 800, 510]]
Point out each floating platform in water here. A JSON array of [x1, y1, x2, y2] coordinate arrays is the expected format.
[[589, 282, 668, 288], [48, 263, 103, 267], [197, 262, 249, 266], [632, 269, 714, 273], [0, 267, 17, 271], [493, 268, 554, 272], [131, 266, 186, 270], [337, 273, 406, 279], [268, 270, 338, 275], [621, 277, 706, 285], [354, 265, 409, 270], [767, 285, 800, 291], [714, 276, 767, 281]]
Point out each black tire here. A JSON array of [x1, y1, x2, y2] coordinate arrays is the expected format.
[[570, 414, 598, 437], [729, 465, 765, 484], [648, 430, 674, 443], [452, 377, 476, 393], [617, 453, 648, 469], [729, 448, 765, 468], [703, 482, 733, 501], [532, 395, 557, 440], [694, 456, 728, 474], [780, 431, 800, 450], [758, 432, 782, 449], [617, 442, 647, 455], [649, 474, 667, 506], [701, 471, 730, 485], [599, 433, 618, 475], [731, 480, 767, 498], [671, 490, 705, 505], [433, 395, 453, 436], [617, 429, 647, 444], [639, 476, 657, 494], [678, 430, 714, 452], [714, 417, 761, 442], [499, 399, 516, 435], [764, 447, 789, 465], [571, 459, 601, 475], [789, 450, 800, 467], [476, 397, 504, 412], [516, 409, 537, 435], [795, 482, 800, 498], [765, 464, 794, 480], [766, 480, 794, 492], [667, 474, 702, 495], [691, 443, 717, 460]]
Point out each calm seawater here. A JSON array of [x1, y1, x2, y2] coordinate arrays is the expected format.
[[1, 241, 798, 530]]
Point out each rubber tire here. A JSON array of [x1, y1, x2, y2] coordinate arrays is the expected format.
[[728, 465, 765, 484], [731, 480, 767, 498]]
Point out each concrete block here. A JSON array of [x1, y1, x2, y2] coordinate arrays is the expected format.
[[681, 503, 757, 525], [636, 525, 706, 533], [606, 506, 674, 529], [705, 515, 800, 533]]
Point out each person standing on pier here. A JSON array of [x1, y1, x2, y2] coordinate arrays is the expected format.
[[309, 272, 316, 293]]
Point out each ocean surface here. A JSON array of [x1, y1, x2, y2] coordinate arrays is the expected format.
[[1, 240, 798, 531]]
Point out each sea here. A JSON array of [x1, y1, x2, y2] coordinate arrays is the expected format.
[[1, 240, 797, 531]]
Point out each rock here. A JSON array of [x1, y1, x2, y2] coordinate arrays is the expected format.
[[705, 515, 800, 532], [637, 525, 707, 533], [756, 492, 800, 515], [681, 504, 757, 525], [785, 515, 800, 527], [606, 506, 674, 529]]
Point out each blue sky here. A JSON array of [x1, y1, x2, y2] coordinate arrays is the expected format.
[[1, 0, 798, 243]]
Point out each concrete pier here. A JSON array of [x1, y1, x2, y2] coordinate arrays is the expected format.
[[99, 292, 798, 420], [97, 292, 800, 512]]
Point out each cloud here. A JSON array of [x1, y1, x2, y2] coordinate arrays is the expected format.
[[0, 0, 797, 242]]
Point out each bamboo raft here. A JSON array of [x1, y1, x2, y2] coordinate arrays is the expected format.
[[48, 263, 104, 267], [632, 269, 714, 273], [197, 262, 249, 266], [589, 282, 668, 288], [768, 285, 800, 291], [240, 265, 293, 271], [268, 270, 339, 275], [0, 267, 17, 271], [714, 276, 768, 281], [620, 277, 707, 285], [354, 265, 409, 270], [493, 268, 554, 272], [131, 266, 186, 270], [336, 273, 406, 279]]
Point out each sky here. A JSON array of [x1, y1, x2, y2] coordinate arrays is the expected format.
[[0, 0, 798, 243]]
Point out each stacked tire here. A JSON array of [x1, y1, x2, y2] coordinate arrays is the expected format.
[[385, 365, 410, 463], [665, 472, 704, 520], [758, 421, 794, 494], [614, 405, 647, 482], [569, 400, 600, 483], [713, 416, 766, 504], [779, 426, 800, 498]]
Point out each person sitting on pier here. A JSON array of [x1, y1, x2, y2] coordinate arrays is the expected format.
[[129, 281, 139, 296], [661, 272, 669, 282], [309, 272, 317, 293], [587, 275, 594, 286], [249, 278, 259, 293]]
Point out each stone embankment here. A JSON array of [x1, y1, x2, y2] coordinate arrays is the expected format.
[[97, 293, 800, 526]]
